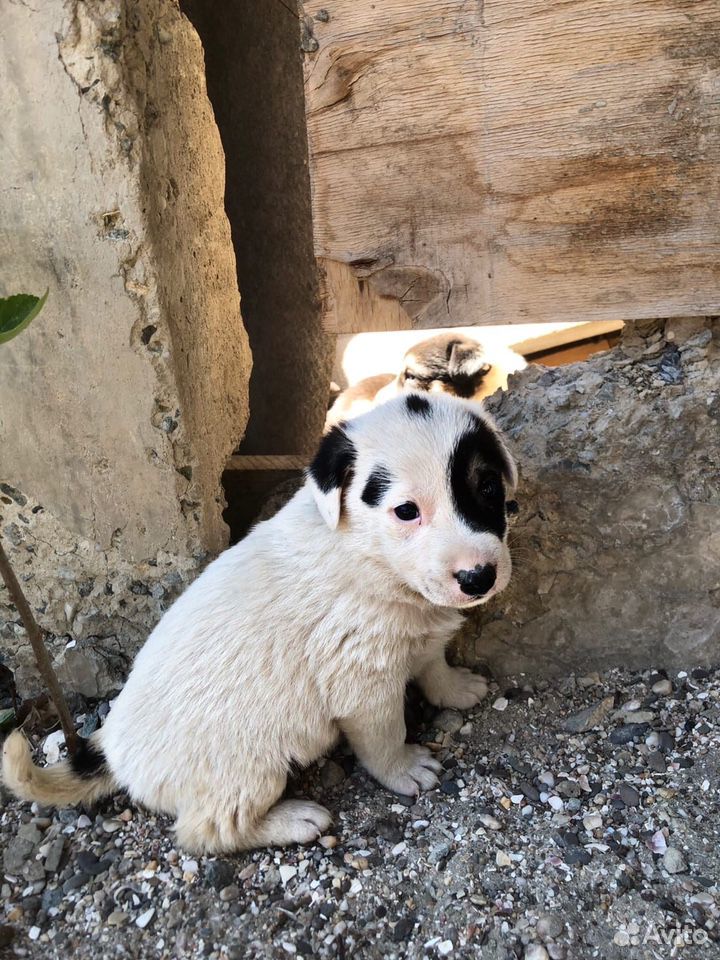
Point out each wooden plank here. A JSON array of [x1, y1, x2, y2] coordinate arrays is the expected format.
[[226, 455, 307, 472], [300, 1, 720, 333]]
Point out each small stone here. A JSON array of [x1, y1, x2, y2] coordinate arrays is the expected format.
[[562, 696, 614, 733], [318, 836, 337, 849], [437, 940, 454, 956], [393, 917, 414, 941], [43, 838, 65, 874], [493, 697, 509, 712], [519, 781, 540, 803], [458, 722, 473, 737], [538, 771, 555, 788], [648, 751, 667, 773], [28, 926, 41, 941], [320, 761, 346, 788], [76, 814, 92, 829], [219, 884, 240, 902], [652, 678, 673, 695], [434, 709, 464, 733], [136, 907, 155, 929], [107, 911, 128, 926], [618, 784, 640, 807], [0, 926, 16, 948], [476, 814, 501, 831], [496, 850, 512, 867], [548, 796, 564, 812], [583, 814, 602, 831], [42, 730, 65, 764], [663, 847, 687, 874], [103, 819, 122, 833], [525, 946, 549, 960], [181, 859, 198, 875], [205, 859, 235, 891], [75, 851, 110, 876], [610, 723, 650, 744], [279, 865, 297, 885], [537, 914, 564, 940], [564, 847, 591, 866]]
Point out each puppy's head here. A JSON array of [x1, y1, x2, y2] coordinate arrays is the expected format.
[[399, 333, 492, 399], [308, 393, 517, 608]]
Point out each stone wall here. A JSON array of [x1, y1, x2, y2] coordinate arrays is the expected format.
[[458, 319, 720, 676], [0, 0, 251, 696]]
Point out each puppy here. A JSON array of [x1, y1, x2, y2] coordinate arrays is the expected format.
[[327, 332, 524, 428], [3, 393, 517, 854]]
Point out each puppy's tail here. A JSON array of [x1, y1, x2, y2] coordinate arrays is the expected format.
[[2, 729, 116, 807]]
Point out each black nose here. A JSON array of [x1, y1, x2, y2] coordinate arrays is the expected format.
[[454, 563, 497, 597]]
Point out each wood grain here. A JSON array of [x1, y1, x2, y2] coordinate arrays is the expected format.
[[300, 1, 720, 332]]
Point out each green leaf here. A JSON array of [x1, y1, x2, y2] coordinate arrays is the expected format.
[[0, 289, 48, 344], [0, 707, 15, 732]]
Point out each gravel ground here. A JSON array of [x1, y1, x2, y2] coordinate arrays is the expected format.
[[1, 664, 718, 960]]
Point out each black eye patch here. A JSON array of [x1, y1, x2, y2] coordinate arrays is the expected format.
[[448, 418, 512, 537], [361, 466, 393, 507]]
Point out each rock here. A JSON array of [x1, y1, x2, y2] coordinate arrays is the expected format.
[[318, 836, 337, 849], [582, 814, 602, 831], [75, 851, 110, 876], [492, 697, 509, 712], [463, 320, 720, 675], [320, 761, 346, 788], [434, 709, 464, 733], [537, 914, 564, 940], [42, 730, 66, 763], [375, 819, 403, 843], [525, 946, 550, 960], [279, 865, 297, 886], [219, 884, 240, 902], [609, 723, 650, 745], [496, 851, 512, 867], [617, 784, 640, 807], [663, 847, 688, 874], [437, 940, 454, 955], [652, 678, 673, 695], [476, 814, 501, 831], [564, 847, 591, 866], [136, 907, 155, 929], [3, 836, 37, 875], [0, 925, 16, 948], [43, 838, 65, 874], [102, 819, 122, 833], [392, 917, 414, 941], [561, 697, 614, 733], [107, 911, 128, 927], [647, 751, 667, 773], [206, 859, 235, 891]]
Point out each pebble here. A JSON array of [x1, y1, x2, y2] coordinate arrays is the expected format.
[[496, 851, 512, 867], [435, 709, 464, 733], [219, 884, 240, 902], [76, 814, 92, 829], [647, 750, 667, 773], [476, 814, 501, 831], [582, 814, 602, 831], [279, 865, 297, 886], [652, 678, 673, 695], [181, 859, 198, 875], [548, 796, 564, 812], [437, 940, 454, 956], [43, 837, 65, 874], [525, 946, 550, 960], [618, 784, 640, 807], [493, 697, 509, 712], [562, 696, 614, 733], [107, 911, 128, 926], [320, 761, 346, 787], [663, 847, 688, 874], [318, 836, 337, 849], [103, 819, 122, 833], [136, 907, 155, 929], [28, 926, 41, 941], [537, 914, 564, 939], [42, 730, 65, 764], [75, 851, 110, 876]]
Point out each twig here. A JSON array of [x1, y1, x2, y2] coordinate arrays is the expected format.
[[0, 538, 78, 755]]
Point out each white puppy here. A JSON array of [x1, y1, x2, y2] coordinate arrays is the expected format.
[[3, 393, 517, 853]]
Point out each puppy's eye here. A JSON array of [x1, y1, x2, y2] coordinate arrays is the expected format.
[[394, 502, 420, 521], [477, 473, 502, 500]]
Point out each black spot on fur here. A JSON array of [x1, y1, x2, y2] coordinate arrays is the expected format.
[[405, 394, 431, 418], [448, 416, 513, 537], [309, 424, 356, 494], [70, 738, 108, 779], [506, 499, 519, 516], [361, 466, 393, 506]]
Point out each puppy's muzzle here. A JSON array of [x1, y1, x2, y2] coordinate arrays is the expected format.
[[454, 563, 497, 598]]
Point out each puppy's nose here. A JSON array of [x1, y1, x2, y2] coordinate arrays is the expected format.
[[454, 563, 497, 597]]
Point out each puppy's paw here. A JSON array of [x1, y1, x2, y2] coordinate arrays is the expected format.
[[427, 667, 488, 710], [268, 799, 333, 845], [378, 744, 442, 797]]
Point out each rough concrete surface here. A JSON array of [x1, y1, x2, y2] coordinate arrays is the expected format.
[[1, 665, 718, 958], [459, 319, 720, 676], [0, 0, 251, 693]]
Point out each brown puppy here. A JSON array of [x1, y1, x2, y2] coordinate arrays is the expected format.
[[327, 333, 494, 429]]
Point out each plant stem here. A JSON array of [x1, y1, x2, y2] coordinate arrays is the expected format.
[[0, 538, 78, 755]]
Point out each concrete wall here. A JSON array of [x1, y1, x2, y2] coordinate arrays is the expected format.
[[0, 0, 251, 696], [458, 319, 720, 676]]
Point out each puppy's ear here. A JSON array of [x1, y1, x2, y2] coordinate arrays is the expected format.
[[447, 339, 492, 397], [308, 424, 356, 529]]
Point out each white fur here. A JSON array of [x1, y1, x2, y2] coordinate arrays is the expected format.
[[32, 395, 516, 853]]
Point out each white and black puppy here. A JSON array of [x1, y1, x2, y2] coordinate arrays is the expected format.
[[3, 393, 517, 854]]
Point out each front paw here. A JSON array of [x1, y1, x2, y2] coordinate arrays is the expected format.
[[426, 667, 488, 710], [375, 744, 442, 797]]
